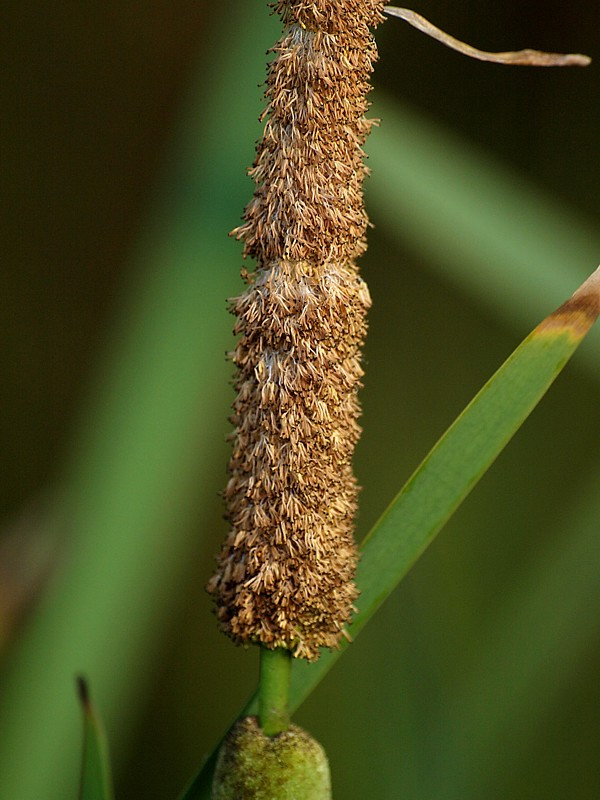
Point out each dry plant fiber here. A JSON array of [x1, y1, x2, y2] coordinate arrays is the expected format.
[[207, 0, 386, 661]]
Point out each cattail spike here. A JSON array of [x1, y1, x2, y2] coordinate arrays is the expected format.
[[231, 0, 386, 266], [208, 0, 385, 661]]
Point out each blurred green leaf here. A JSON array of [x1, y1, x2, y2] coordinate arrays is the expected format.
[[77, 679, 114, 800], [0, 6, 279, 799], [367, 96, 600, 379]]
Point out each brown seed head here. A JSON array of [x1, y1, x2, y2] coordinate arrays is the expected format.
[[233, 0, 385, 265], [208, 0, 384, 660]]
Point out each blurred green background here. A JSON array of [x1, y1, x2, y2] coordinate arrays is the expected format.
[[1, 1, 599, 798]]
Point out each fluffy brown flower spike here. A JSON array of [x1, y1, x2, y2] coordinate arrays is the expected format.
[[207, 0, 385, 661]]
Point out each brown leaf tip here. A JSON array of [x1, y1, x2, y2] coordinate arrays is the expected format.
[[571, 265, 600, 305], [537, 267, 600, 337]]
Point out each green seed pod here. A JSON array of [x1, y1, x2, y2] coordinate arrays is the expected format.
[[211, 717, 331, 800]]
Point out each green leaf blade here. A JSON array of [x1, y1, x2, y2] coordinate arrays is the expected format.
[[77, 679, 115, 800], [357, 332, 576, 616]]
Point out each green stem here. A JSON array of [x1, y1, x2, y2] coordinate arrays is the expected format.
[[258, 646, 292, 736]]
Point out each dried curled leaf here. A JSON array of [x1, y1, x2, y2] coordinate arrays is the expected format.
[[384, 7, 591, 67]]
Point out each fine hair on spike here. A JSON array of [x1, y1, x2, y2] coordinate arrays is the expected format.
[[207, 0, 386, 661]]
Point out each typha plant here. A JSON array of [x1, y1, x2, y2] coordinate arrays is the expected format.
[[202, 3, 593, 798], [208, 1, 590, 667], [0, 4, 597, 800], [74, 3, 596, 798], [207, 0, 384, 664]]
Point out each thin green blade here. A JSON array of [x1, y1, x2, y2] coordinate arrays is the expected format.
[[77, 679, 114, 800], [182, 267, 600, 800]]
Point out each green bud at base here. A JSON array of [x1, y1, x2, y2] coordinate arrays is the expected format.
[[211, 716, 331, 799]]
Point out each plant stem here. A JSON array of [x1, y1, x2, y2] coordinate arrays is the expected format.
[[258, 646, 292, 736]]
